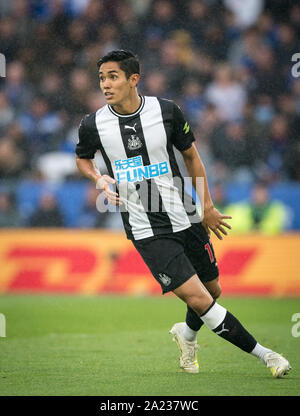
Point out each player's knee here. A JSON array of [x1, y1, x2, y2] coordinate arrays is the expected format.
[[187, 293, 213, 316], [212, 284, 222, 299], [205, 280, 222, 300]]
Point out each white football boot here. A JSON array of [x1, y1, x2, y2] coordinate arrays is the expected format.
[[263, 351, 291, 378], [169, 322, 199, 374]]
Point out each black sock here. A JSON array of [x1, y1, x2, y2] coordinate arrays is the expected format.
[[201, 301, 257, 353], [213, 311, 257, 353], [186, 305, 204, 331]]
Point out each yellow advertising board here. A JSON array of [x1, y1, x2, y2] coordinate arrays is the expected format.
[[0, 230, 299, 296]]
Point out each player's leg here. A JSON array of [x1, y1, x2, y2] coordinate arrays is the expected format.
[[133, 234, 290, 377], [182, 223, 221, 341], [132, 234, 207, 374], [184, 277, 221, 341], [173, 275, 291, 378]]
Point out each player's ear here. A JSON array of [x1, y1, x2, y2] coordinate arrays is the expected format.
[[129, 73, 140, 87]]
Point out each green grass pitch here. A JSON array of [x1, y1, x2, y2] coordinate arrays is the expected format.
[[0, 294, 299, 396]]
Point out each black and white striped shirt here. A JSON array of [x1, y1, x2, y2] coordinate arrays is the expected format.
[[76, 95, 201, 240]]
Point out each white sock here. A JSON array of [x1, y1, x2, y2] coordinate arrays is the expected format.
[[200, 301, 227, 330], [250, 343, 272, 362], [183, 323, 198, 342]]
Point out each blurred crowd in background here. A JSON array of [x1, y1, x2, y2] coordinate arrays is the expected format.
[[0, 0, 299, 232]]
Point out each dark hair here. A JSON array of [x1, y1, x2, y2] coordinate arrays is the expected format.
[[97, 50, 140, 79]]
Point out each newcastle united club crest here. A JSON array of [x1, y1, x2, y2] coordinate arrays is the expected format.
[[125, 123, 142, 150]]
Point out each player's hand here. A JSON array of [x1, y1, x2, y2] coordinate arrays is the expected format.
[[95, 174, 122, 205], [202, 206, 232, 240]]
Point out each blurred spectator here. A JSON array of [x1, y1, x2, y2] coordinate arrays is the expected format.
[[0, 136, 26, 179], [52, 46, 75, 78], [184, 0, 209, 45], [196, 103, 222, 146], [60, 117, 83, 154], [172, 30, 195, 68], [210, 121, 250, 181], [116, 1, 143, 53], [276, 23, 298, 76], [205, 63, 247, 121], [65, 0, 91, 18], [226, 182, 291, 235], [3, 61, 33, 113], [28, 192, 64, 227], [253, 94, 275, 125], [266, 115, 290, 180], [63, 68, 92, 116], [147, 0, 178, 39], [0, 17, 21, 61], [242, 101, 269, 177], [159, 38, 186, 97], [181, 78, 205, 124], [211, 182, 230, 212], [142, 27, 166, 73], [96, 23, 119, 55], [66, 19, 88, 53], [39, 72, 68, 111], [256, 12, 278, 47], [82, 0, 107, 38], [228, 26, 260, 69], [224, 0, 264, 29], [209, 116, 268, 183], [36, 151, 77, 182], [285, 142, 300, 181], [18, 96, 64, 156], [188, 52, 214, 91], [5, 121, 31, 171], [265, 0, 294, 22], [251, 45, 284, 98], [143, 71, 168, 97], [48, 0, 70, 39], [277, 94, 300, 142], [0, 92, 14, 131], [29, 24, 57, 76], [0, 191, 23, 227], [203, 23, 229, 62], [129, 0, 151, 18], [86, 91, 106, 113], [290, 4, 300, 37]]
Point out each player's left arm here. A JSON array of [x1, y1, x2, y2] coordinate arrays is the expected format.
[[181, 143, 232, 240]]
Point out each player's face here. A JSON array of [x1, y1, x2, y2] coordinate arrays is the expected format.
[[99, 61, 133, 106]]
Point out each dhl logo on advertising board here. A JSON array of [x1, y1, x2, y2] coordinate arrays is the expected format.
[[0, 230, 299, 296]]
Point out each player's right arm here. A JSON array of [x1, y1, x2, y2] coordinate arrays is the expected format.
[[75, 156, 101, 184], [75, 115, 121, 205], [75, 157, 121, 205]]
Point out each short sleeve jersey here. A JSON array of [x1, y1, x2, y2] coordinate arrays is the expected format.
[[76, 96, 201, 240]]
